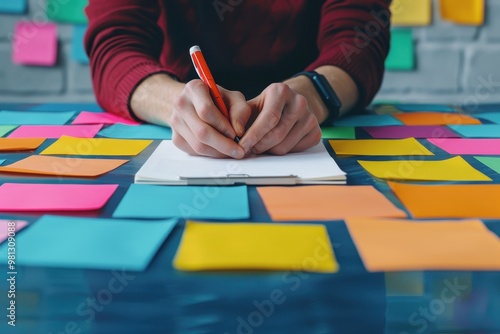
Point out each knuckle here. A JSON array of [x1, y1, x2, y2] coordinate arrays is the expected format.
[[294, 94, 309, 110], [197, 103, 213, 120], [270, 145, 289, 156], [193, 126, 211, 142], [269, 82, 289, 96], [191, 142, 207, 155], [173, 96, 187, 111], [185, 79, 204, 93]]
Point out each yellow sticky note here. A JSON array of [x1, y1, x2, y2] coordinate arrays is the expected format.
[[40, 136, 152, 156], [345, 218, 500, 271], [358, 156, 491, 181], [173, 221, 338, 273], [440, 0, 484, 25], [330, 138, 433, 156], [391, 0, 432, 26]]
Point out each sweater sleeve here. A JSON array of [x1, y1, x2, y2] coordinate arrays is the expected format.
[[306, 0, 391, 107], [84, 0, 175, 119]]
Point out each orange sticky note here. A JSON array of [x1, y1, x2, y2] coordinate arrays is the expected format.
[[393, 112, 481, 125], [257, 185, 406, 221], [0, 138, 45, 151], [330, 138, 433, 156], [439, 0, 484, 25], [345, 218, 500, 272], [0, 155, 128, 177], [388, 182, 500, 219]]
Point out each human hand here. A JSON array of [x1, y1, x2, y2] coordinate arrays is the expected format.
[[238, 83, 322, 155], [170, 80, 249, 159]]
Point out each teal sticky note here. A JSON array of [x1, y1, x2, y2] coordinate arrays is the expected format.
[[0, 125, 16, 137], [475, 157, 500, 175], [0, 0, 27, 13], [72, 25, 89, 64], [334, 115, 403, 127], [46, 0, 87, 24], [321, 127, 355, 139], [386, 29, 414, 71], [0, 111, 75, 125], [476, 112, 500, 124], [99, 124, 172, 139], [449, 125, 500, 138], [0, 159, 5, 165], [113, 184, 250, 220], [0, 215, 177, 271]]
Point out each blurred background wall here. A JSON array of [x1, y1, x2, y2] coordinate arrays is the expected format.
[[0, 0, 500, 106]]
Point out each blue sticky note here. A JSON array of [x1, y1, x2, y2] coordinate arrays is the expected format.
[[0, 111, 75, 125], [0, 0, 27, 13], [334, 115, 403, 127], [395, 104, 455, 112], [0, 215, 178, 271], [99, 124, 172, 139], [476, 112, 500, 124], [29, 103, 102, 112], [449, 125, 500, 138], [113, 184, 250, 220], [72, 25, 89, 64], [0, 159, 5, 165]]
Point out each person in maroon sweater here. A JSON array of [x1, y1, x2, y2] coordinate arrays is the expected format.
[[85, 1, 390, 159]]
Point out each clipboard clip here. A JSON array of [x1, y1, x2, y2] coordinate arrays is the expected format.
[[179, 174, 298, 185]]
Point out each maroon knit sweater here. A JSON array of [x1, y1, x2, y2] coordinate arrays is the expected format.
[[85, 0, 391, 120]]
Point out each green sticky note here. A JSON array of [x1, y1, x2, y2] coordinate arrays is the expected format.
[[99, 124, 172, 139], [0, 125, 16, 137], [386, 29, 414, 71], [46, 0, 88, 24], [475, 157, 500, 175], [321, 127, 355, 139]]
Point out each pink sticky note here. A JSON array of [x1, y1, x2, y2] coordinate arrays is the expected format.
[[0, 220, 28, 243], [0, 183, 118, 211], [364, 126, 459, 139], [72, 111, 141, 126], [428, 138, 500, 155], [12, 22, 58, 66], [8, 125, 103, 139]]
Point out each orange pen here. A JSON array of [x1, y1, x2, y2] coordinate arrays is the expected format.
[[190, 45, 240, 142]]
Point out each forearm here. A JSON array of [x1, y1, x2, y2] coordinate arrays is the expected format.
[[130, 74, 184, 126], [283, 65, 359, 123]]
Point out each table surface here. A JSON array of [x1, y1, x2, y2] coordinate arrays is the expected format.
[[1, 103, 500, 334]]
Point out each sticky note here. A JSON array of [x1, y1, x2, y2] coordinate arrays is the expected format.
[[99, 124, 172, 139], [257, 185, 405, 221], [396, 104, 456, 112], [321, 127, 355, 139], [174, 221, 338, 272], [0, 159, 4, 165], [113, 184, 250, 220], [334, 115, 402, 127], [41, 136, 152, 156], [0, 220, 28, 243], [0, 125, 16, 137], [449, 125, 500, 138], [0, 0, 26, 14], [476, 112, 500, 124], [475, 157, 500, 175], [0, 215, 177, 271], [72, 25, 89, 64], [329, 138, 433, 156], [0, 183, 118, 211], [8, 125, 102, 139], [388, 182, 500, 219], [358, 156, 491, 181], [363, 125, 459, 139], [345, 218, 500, 272], [428, 138, 500, 155], [0, 138, 45, 151], [390, 0, 432, 26], [12, 22, 58, 66], [0, 155, 128, 177], [386, 29, 414, 70], [393, 112, 481, 125], [0, 110, 75, 125], [46, 0, 88, 24], [439, 0, 484, 25], [72, 111, 141, 125]]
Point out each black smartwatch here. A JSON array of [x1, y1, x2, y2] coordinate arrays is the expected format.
[[292, 71, 342, 124]]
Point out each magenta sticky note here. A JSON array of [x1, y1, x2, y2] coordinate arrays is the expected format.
[[12, 22, 58, 66], [0, 220, 28, 243], [8, 125, 103, 139], [428, 138, 500, 155], [72, 111, 141, 126], [364, 126, 460, 139], [0, 183, 118, 211]]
